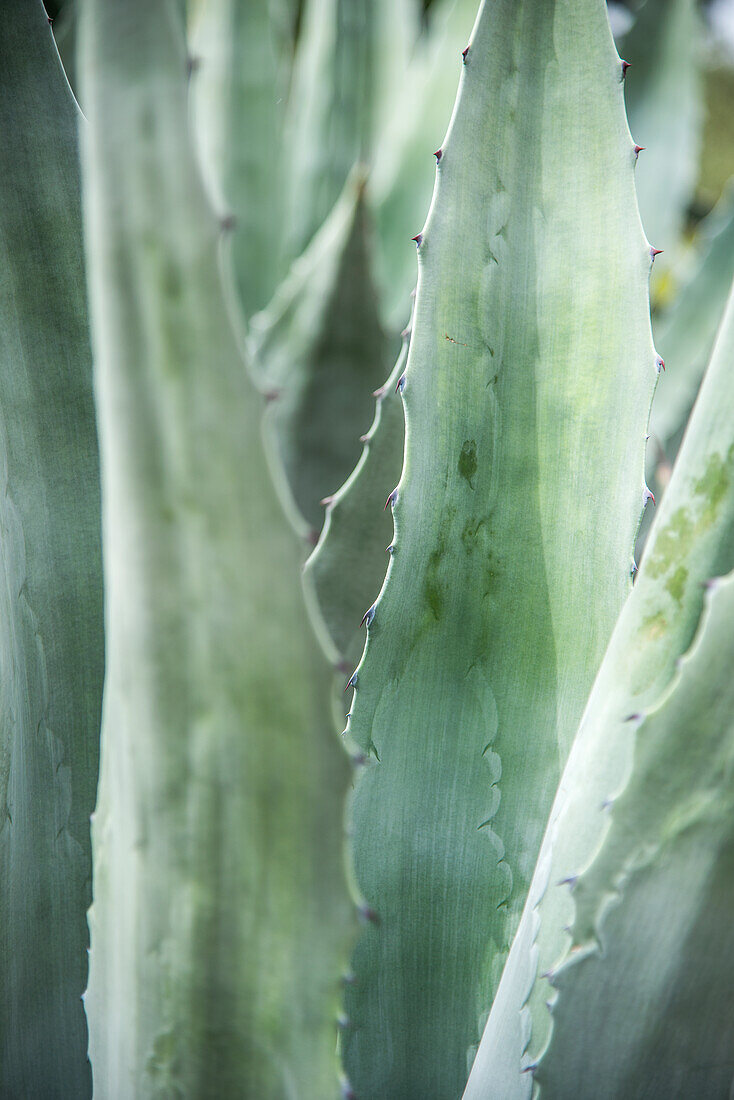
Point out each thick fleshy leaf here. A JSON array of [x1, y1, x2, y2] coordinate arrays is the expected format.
[[650, 182, 734, 465], [0, 3, 103, 1094], [283, 0, 419, 260], [189, 0, 290, 318], [303, 319, 409, 667], [251, 176, 392, 536], [622, 0, 703, 281], [371, 0, 479, 330], [340, 1, 657, 1096], [79, 1, 352, 1095], [464, 279, 734, 1099]]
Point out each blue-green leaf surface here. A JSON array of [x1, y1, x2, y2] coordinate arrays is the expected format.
[[340, 1, 658, 1096], [0, 3, 103, 1094], [79, 1, 352, 1094]]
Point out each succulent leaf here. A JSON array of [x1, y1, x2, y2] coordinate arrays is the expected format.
[[340, 1, 657, 1095], [535, 572, 734, 1099], [650, 182, 734, 465], [621, 0, 703, 281], [283, 0, 419, 260], [0, 4, 103, 1094], [189, 0, 290, 318], [251, 175, 392, 535], [303, 318, 409, 666], [371, 0, 479, 330], [464, 278, 734, 1099], [79, 1, 352, 1094]]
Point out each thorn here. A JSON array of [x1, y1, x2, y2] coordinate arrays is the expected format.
[[540, 969, 556, 981], [320, 494, 335, 508], [186, 55, 201, 78], [305, 528, 320, 547], [401, 325, 412, 340], [656, 355, 665, 373], [621, 59, 631, 78], [359, 433, 371, 444], [396, 373, 406, 394], [47, 15, 54, 26], [462, 45, 470, 63], [386, 544, 395, 555], [220, 213, 237, 233], [337, 1014, 351, 1031], [633, 144, 645, 158], [703, 577, 720, 591], [601, 797, 614, 811], [630, 558, 638, 576], [410, 287, 417, 300], [384, 489, 398, 510], [411, 233, 423, 247], [264, 387, 280, 402], [558, 874, 578, 890], [643, 486, 655, 506], [434, 148, 443, 162], [649, 247, 663, 261], [360, 604, 376, 628], [521, 1063, 538, 1076], [344, 671, 358, 692], [357, 903, 380, 925], [373, 383, 388, 399], [624, 712, 643, 723]]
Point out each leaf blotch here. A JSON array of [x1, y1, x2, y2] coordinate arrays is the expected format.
[[458, 440, 478, 489]]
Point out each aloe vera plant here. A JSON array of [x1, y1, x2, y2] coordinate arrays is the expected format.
[[339, 1, 658, 1095], [79, 1, 351, 1095], [0, 4, 103, 1094], [464, 276, 734, 1098]]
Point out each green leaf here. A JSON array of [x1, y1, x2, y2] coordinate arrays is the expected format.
[[464, 279, 734, 1099], [371, 0, 478, 330], [340, 2, 657, 1096], [650, 182, 734, 465], [621, 0, 703, 278], [0, 3, 103, 1094], [189, 0, 291, 318], [78, 1, 352, 1094], [283, 0, 419, 260], [251, 175, 392, 536], [536, 573, 734, 1098], [303, 317, 409, 667]]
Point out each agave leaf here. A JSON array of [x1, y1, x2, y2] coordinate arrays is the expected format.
[[47, 0, 79, 101], [464, 278, 734, 1099], [188, 0, 290, 318], [79, 1, 351, 1094], [251, 175, 392, 537], [535, 574, 734, 1098], [283, 0, 419, 261], [621, 0, 703, 282], [0, 4, 103, 1094], [340, 1, 657, 1096], [371, 0, 478, 330], [650, 181, 734, 466], [303, 318, 410, 667]]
